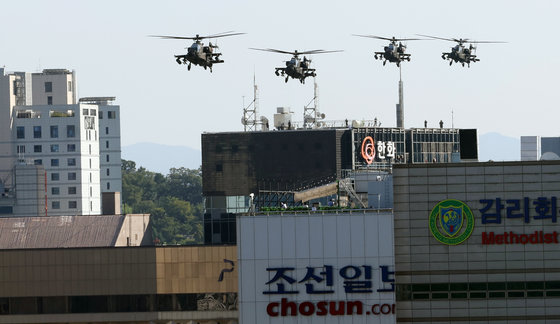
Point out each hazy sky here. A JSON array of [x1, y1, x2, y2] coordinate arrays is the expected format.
[[2, 0, 559, 150]]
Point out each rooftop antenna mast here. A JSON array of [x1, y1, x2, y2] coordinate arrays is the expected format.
[[241, 73, 260, 131], [396, 65, 404, 128], [303, 78, 324, 129]]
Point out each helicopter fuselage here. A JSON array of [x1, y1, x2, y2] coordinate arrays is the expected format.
[[374, 43, 411, 67], [275, 57, 316, 83], [441, 44, 479, 67], [174, 42, 224, 71]]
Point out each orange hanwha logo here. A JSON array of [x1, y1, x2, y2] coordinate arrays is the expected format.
[[361, 136, 376, 164]]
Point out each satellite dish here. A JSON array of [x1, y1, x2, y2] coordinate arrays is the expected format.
[[541, 152, 560, 160]]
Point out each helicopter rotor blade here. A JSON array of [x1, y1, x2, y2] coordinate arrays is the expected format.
[[149, 35, 198, 40], [469, 40, 507, 44], [149, 31, 245, 41], [203, 31, 246, 39], [353, 34, 422, 42], [250, 48, 296, 55], [416, 34, 456, 42], [250, 48, 343, 56]]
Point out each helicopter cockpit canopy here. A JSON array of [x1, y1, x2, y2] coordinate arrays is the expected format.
[[188, 43, 201, 53]]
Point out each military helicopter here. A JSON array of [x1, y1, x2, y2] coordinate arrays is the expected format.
[[417, 34, 506, 67], [353, 35, 421, 67], [150, 31, 245, 72], [250, 48, 342, 84]]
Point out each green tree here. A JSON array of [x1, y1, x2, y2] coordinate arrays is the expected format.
[[121, 159, 204, 245]]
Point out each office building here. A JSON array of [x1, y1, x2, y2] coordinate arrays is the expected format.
[[521, 135, 560, 161], [201, 125, 477, 244], [393, 160, 560, 322], [0, 68, 122, 216]]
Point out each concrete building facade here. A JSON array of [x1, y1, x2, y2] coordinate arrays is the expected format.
[[0, 68, 122, 216], [393, 161, 560, 322], [11, 104, 101, 216]]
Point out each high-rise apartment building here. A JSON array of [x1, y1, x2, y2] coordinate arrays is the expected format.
[[0, 68, 121, 216]]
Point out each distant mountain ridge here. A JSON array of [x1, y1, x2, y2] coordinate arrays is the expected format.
[[478, 132, 520, 162], [122, 133, 520, 174], [122, 142, 201, 174]]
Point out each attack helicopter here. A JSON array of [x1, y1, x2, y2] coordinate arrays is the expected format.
[[353, 35, 421, 67], [150, 31, 245, 72], [417, 34, 506, 67], [250, 48, 342, 84]]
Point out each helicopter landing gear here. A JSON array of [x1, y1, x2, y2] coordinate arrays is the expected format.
[[285, 76, 289, 83], [449, 61, 452, 66], [188, 63, 192, 70], [210, 66, 213, 73], [442, 54, 446, 60], [176, 58, 182, 64], [396, 62, 400, 67], [300, 78, 305, 84], [461, 62, 465, 67], [383, 60, 386, 66]]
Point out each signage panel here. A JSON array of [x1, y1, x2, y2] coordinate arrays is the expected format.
[[238, 212, 395, 323]]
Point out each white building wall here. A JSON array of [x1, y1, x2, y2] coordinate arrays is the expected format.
[[12, 164, 46, 217], [31, 69, 75, 106], [0, 69, 17, 187], [238, 211, 396, 323], [520, 135, 540, 161], [11, 104, 101, 216], [99, 104, 122, 194]]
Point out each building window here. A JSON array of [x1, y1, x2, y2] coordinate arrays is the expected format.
[[45, 82, 52, 93], [68, 172, 76, 181], [34, 159, 42, 165], [90, 109, 96, 116], [52, 201, 60, 209], [50, 126, 58, 138], [67, 125, 75, 138], [16, 126, 25, 139], [51, 159, 59, 167], [67, 158, 76, 166], [105, 127, 109, 135], [34, 145, 42, 153], [67, 144, 76, 152], [107, 182, 111, 190], [51, 173, 59, 181], [108, 111, 116, 119], [47, 96, 53, 105], [106, 168, 110, 176], [216, 164, 223, 172], [83, 109, 88, 116], [51, 187, 60, 195], [16, 145, 25, 154], [106, 154, 109, 162], [68, 81, 72, 92], [90, 187, 92, 197], [106, 140, 109, 149], [33, 126, 42, 138], [99, 111, 103, 119], [68, 201, 77, 209], [50, 144, 59, 152], [68, 187, 76, 195]]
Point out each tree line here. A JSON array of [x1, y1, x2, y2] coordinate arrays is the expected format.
[[121, 159, 203, 245]]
